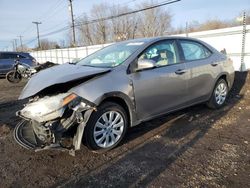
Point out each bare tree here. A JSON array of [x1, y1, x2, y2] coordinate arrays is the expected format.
[[90, 3, 110, 44], [236, 10, 250, 25], [76, 14, 94, 46], [16, 45, 30, 52], [198, 20, 231, 31], [109, 5, 138, 41], [38, 39, 60, 50], [136, 1, 172, 37], [246, 11, 250, 24], [76, 1, 172, 45]]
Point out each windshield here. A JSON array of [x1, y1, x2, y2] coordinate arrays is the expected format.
[[77, 41, 144, 68]]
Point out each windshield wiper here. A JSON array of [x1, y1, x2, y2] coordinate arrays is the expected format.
[[80, 64, 111, 68]]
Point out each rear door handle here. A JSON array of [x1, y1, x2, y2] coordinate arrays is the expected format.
[[211, 62, 218, 66], [175, 69, 186, 75]]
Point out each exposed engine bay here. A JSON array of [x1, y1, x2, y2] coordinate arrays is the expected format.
[[14, 63, 114, 156], [14, 92, 96, 156]]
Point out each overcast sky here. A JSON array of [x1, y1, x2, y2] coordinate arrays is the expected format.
[[0, 0, 249, 50]]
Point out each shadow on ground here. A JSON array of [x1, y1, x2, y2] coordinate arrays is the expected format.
[[0, 72, 248, 187], [60, 72, 248, 187]]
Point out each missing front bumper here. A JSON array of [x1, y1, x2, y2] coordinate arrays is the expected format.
[[14, 108, 94, 156], [14, 120, 38, 150], [14, 120, 75, 153]]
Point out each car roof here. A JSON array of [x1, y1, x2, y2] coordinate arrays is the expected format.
[[117, 36, 205, 45], [0, 51, 29, 54]]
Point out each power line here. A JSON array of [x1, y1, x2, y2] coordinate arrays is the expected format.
[[37, 0, 180, 38], [74, 0, 138, 21], [20, 0, 67, 46], [21, 0, 180, 47], [76, 0, 180, 26], [39, 0, 65, 22], [24, 38, 38, 46], [20, 0, 64, 36], [68, 0, 76, 46], [40, 20, 69, 33], [40, 26, 70, 38]]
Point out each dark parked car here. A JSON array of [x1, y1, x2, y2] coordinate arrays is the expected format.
[[0, 52, 36, 75], [14, 37, 235, 155]]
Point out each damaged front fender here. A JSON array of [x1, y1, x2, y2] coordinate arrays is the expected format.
[[19, 63, 111, 100]]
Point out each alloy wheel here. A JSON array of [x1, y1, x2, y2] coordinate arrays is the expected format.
[[215, 82, 227, 105], [93, 111, 124, 148]]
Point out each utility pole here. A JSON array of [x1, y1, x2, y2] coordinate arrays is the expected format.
[[68, 0, 76, 46], [240, 11, 247, 72], [13, 39, 18, 51], [185, 22, 189, 37], [12, 41, 15, 51], [18, 35, 23, 51], [32, 21, 42, 49]]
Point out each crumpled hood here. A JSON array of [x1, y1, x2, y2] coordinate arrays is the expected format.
[[19, 63, 110, 99]]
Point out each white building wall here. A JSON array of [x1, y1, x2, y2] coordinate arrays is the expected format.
[[31, 25, 250, 71], [176, 25, 250, 71]]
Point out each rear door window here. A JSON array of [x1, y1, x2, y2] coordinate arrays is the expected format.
[[180, 40, 211, 61]]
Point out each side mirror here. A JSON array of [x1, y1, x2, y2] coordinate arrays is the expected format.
[[135, 59, 155, 72], [71, 58, 80, 64]]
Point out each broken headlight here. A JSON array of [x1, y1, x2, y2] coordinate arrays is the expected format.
[[19, 93, 79, 123]]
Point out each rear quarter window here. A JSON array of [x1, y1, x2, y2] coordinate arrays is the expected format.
[[180, 40, 212, 61]]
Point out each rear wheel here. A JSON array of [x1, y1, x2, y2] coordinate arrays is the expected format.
[[84, 102, 128, 151], [207, 79, 228, 109], [6, 71, 22, 83]]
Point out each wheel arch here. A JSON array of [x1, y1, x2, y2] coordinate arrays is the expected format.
[[215, 72, 231, 87], [218, 74, 228, 84], [208, 72, 229, 99], [96, 92, 138, 127]]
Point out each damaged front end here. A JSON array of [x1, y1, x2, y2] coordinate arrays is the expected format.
[[14, 93, 96, 156]]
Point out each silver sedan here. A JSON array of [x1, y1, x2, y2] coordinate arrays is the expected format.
[[15, 37, 235, 155]]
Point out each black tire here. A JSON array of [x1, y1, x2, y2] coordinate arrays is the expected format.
[[207, 79, 228, 109], [84, 102, 128, 151], [6, 71, 22, 83]]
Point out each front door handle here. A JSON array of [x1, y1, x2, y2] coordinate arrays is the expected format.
[[175, 69, 186, 75], [211, 62, 218, 66]]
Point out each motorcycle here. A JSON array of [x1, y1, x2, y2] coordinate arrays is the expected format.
[[6, 57, 56, 83], [6, 57, 37, 83]]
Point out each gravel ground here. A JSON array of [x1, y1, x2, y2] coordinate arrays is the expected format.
[[0, 72, 249, 188]]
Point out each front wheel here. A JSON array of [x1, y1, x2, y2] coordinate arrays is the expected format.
[[6, 71, 22, 83], [84, 102, 128, 151], [207, 79, 228, 109]]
